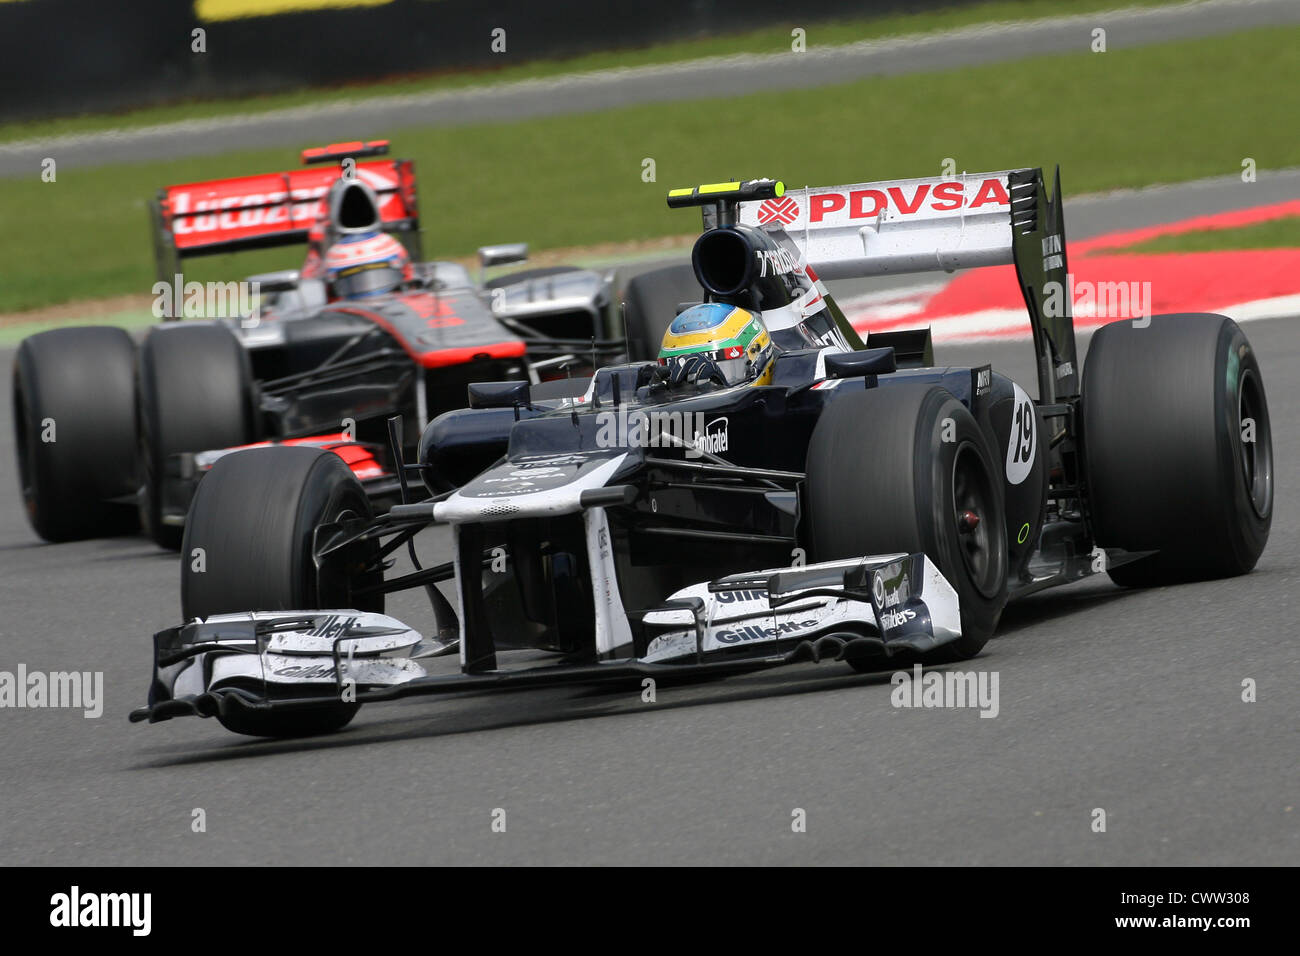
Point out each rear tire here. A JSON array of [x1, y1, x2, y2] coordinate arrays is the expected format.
[[182, 445, 382, 737], [137, 322, 259, 550], [11, 326, 139, 541], [621, 264, 700, 362], [1082, 313, 1272, 586], [805, 384, 1008, 664]]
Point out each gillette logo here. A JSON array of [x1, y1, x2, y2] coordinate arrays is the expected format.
[[714, 618, 818, 645]]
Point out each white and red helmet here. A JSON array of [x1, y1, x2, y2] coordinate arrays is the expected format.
[[323, 231, 412, 300]]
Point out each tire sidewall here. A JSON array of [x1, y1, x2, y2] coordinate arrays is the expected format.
[[915, 390, 1009, 651], [1214, 322, 1272, 570], [292, 453, 381, 611]]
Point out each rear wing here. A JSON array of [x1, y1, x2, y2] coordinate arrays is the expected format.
[[149, 141, 421, 283], [735, 167, 1078, 400]]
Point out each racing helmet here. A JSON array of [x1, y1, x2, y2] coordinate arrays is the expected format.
[[658, 303, 775, 388], [323, 231, 412, 300]]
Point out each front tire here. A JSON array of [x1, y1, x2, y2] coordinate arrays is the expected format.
[[1082, 314, 1272, 586], [182, 445, 381, 737], [11, 326, 139, 541], [805, 383, 1008, 663]]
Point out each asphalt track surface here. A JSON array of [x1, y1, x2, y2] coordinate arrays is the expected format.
[[3, 0, 1300, 177], [1, 176, 1297, 866]]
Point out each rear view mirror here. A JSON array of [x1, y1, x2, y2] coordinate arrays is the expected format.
[[468, 380, 532, 409], [478, 243, 529, 270], [824, 347, 897, 379], [245, 270, 301, 293]]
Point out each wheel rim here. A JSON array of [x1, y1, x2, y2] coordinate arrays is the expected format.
[[1237, 369, 1273, 519], [951, 443, 1003, 599], [314, 496, 379, 609]]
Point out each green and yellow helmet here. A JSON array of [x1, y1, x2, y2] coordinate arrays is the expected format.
[[657, 303, 775, 388]]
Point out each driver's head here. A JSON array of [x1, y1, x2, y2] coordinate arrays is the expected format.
[[658, 303, 774, 388], [324, 231, 411, 300]]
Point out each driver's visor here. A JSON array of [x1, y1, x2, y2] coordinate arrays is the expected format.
[[659, 344, 749, 385], [331, 262, 403, 299], [658, 344, 746, 366]]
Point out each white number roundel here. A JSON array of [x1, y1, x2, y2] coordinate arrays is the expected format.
[[1005, 382, 1036, 485]]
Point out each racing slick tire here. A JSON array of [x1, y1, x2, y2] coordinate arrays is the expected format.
[[137, 322, 259, 550], [181, 445, 382, 737], [805, 383, 1009, 665], [11, 326, 140, 541], [1082, 313, 1272, 587], [622, 263, 700, 362]]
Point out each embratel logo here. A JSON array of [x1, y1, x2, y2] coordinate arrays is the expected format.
[[693, 417, 729, 456], [756, 195, 800, 225]]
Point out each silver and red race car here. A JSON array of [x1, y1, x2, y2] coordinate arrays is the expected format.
[[12, 140, 632, 549]]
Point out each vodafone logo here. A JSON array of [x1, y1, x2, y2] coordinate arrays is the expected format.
[[805, 178, 1010, 224], [757, 195, 800, 225]]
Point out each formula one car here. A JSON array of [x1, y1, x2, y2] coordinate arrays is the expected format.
[[12, 141, 626, 549], [131, 167, 1273, 737]]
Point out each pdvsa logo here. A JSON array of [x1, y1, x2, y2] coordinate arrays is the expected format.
[[806, 178, 1010, 224], [756, 195, 800, 225]]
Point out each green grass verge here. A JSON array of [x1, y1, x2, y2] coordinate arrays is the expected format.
[[0, 0, 1182, 144], [3, 22, 1297, 315], [1122, 216, 1300, 254]]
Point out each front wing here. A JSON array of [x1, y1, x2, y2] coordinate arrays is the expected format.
[[130, 553, 961, 726]]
